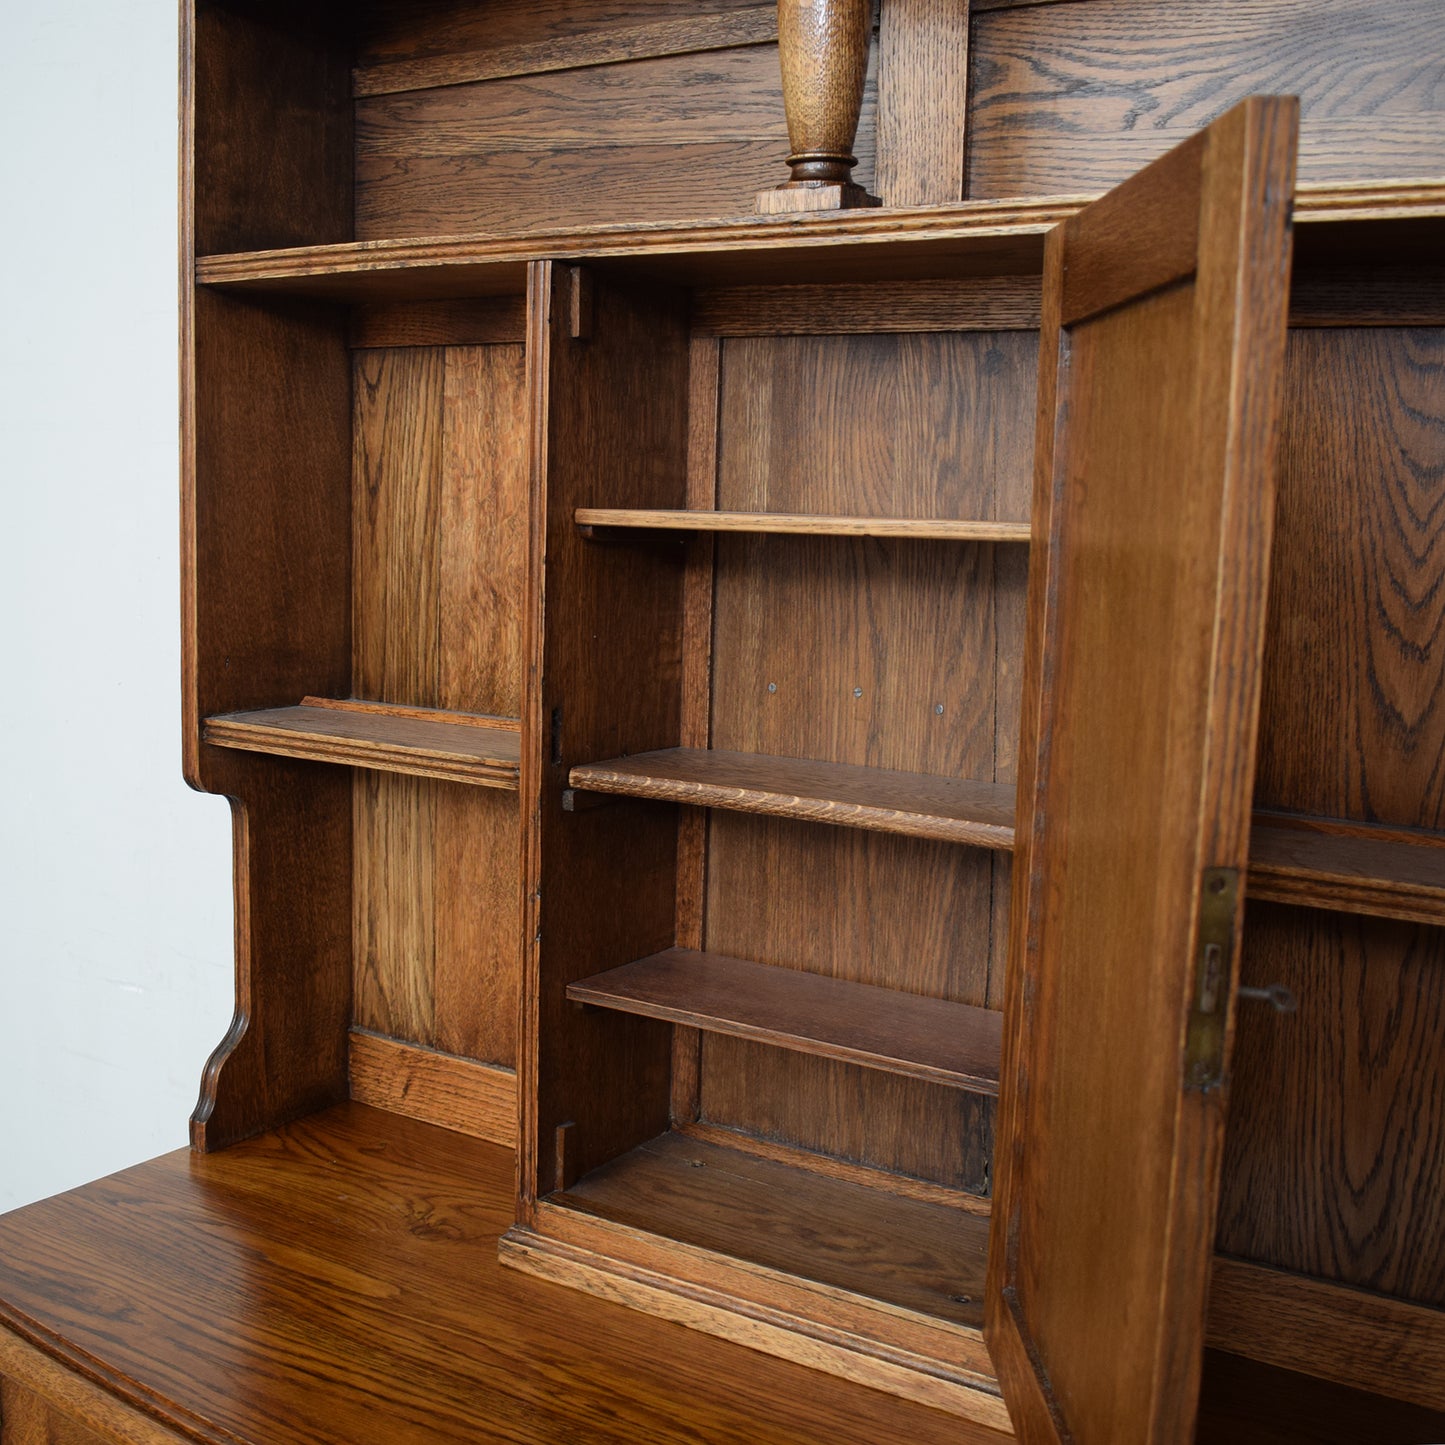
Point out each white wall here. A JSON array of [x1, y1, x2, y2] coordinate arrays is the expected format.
[[0, 3, 235, 1212]]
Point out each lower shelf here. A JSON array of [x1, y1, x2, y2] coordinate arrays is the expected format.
[[556, 1132, 992, 1331]]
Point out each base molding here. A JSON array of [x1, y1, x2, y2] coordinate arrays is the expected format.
[[499, 1223, 1012, 1432]]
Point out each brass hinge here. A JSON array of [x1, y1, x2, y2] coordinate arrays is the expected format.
[[1183, 867, 1240, 1092]]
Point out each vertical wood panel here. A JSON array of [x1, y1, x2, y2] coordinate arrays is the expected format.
[[1256, 329, 1445, 830], [439, 345, 529, 719], [433, 786, 520, 1066], [876, 0, 969, 206], [1220, 905, 1445, 1308], [354, 348, 446, 707], [350, 340, 526, 1065], [354, 771, 437, 1042]]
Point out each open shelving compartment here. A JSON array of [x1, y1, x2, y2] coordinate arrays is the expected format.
[[499, 251, 1036, 1427], [496, 182, 1445, 1426]]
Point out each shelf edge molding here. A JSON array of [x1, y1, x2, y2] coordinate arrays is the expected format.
[[568, 747, 1016, 848], [204, 700, 522, 789], [575, 508, 1032, 542], [568, 947, 1003, 1094]]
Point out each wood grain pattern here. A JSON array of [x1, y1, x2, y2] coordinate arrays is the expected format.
[[349, 340, 527, 1064], [876, 0, 969, 206], [986, 100, 1297, 1445], [355, 45, 876, 239], [203, 705, 521, 787], [560, 1131, 992, 1330], [966, 0, 1445, 199], [349, 297, 527, 348], [354, 346, 445, 706], [0, 1377, 116, 1445], [1206, 1256, 1445, 1411], [568, 947, 1003, 1092], [0, 1355, 166, 1445], [347, 1029, 516, 1144], [356, 0, 769, 67], [192, 5, 352, 255], [1249, 814, 1445, 925], [692, 277, 1042, 335], [1218, 904, 1445, 1309], [577, 509, 1032, 540], [354, 6, 778, 97], [0, 1106, 993, 1445], [570, 747, 1016, 847], [1256, 329, 1445, 831]]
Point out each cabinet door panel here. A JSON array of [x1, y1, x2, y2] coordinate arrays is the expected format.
[[986, 98, 1298, 1445]]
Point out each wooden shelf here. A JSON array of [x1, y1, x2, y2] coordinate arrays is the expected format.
[[1248, 815, 1445, 926], [204, 698, 521, 789], [564, 750, 1442, 917], [192, 183, 1445, 303], [567, 748, 1015, 848], [575, 509, 1031, 542], [556, 1131, 992, 1330], [567, 947, 1002, 1094]]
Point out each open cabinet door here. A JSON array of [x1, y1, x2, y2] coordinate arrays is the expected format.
[[985, 98, 1298, 1445]]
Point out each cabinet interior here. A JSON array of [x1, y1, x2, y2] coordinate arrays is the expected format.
[[170, 0, 1445, 1435]]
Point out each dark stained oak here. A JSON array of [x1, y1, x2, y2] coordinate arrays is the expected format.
[[567, 946, 1004, 1092], [204, 703, 521, 788], [1206, 1256, 1445, 1412], [569, 747, 1016, 848], [1249, 814, 1445, 925], [354, 6, 778, 97], [559, 1130, 993, 1331], [0, 1106, 996, 1445], [966, 0, 1445, 199], [576, 508, 1031, 541]]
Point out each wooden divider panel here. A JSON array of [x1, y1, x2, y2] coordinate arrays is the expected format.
[[350, 339, 526, 1068], [521, 263, 692, 1201]]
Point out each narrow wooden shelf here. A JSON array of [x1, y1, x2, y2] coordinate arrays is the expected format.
[[567, 748, 1015, 848], [575, 509, 1031, 542], [567, 947, 1002, 1094], [556, 1132, 992, 1330], [1248, 814, 1445, 926], [204, 698, 521, 789], [191, 183, 1445, 303]]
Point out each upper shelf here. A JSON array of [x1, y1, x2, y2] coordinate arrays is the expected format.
[[204, 698, 522, 789], [568, 747, 1015, 849], [575, 509, 1032, 542], [192, 182, 1445, 303]]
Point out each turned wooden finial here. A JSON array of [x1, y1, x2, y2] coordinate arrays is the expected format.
[[758, 0, 880, 213]]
